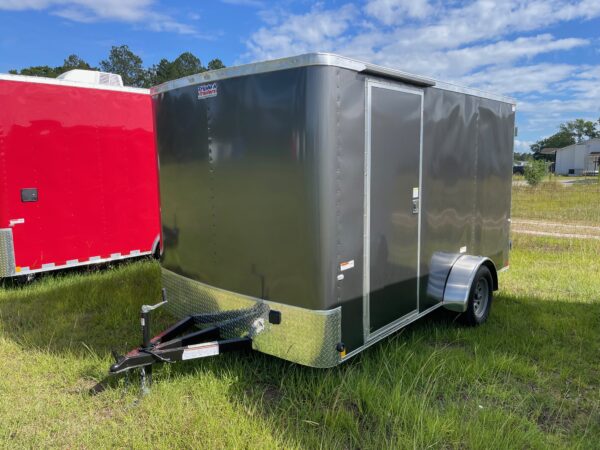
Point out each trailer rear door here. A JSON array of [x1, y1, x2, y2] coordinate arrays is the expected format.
[[364, 81, 423, 340]]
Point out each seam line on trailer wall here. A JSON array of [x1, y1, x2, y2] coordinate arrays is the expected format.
[[207, 100, 217, 270], [362, 81, 371, 342], [417, 86, 424, 312], [335, 68, 342, 303], [472, 101, 480, 253]]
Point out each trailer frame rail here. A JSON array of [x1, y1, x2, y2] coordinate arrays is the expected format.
[[109, 289, 267, 389]]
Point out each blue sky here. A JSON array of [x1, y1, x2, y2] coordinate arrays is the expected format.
[[1, 0, 599, 150]]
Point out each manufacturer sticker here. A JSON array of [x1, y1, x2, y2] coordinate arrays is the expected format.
[[9, 218, 25, 226], [412, 187, 419, 199], [340, 259, 355, 271], [182, 342, 219, 360], [198, 82, 218, 99], [460, 246, 467, 254]]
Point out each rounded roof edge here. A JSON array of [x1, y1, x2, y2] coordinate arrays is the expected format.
[[150, 52, 516, 105]]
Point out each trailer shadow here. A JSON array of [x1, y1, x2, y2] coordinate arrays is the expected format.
[[1, 268, 598, 447], [0, 260, 164, 357], [208, 292, 599, 447], [139, 292, 598, 448]]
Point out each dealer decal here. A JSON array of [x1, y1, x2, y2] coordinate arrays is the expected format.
[[198, 82, 218, 99]]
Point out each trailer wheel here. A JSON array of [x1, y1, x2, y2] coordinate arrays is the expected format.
[[459, 266, 493, 326]]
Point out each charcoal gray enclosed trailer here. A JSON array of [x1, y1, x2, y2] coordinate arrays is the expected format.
[[111, 53, 514, 375]]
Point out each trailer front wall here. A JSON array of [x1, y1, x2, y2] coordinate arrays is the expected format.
[[156, 68, 326, 311]]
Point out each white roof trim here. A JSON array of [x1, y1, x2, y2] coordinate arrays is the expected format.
[[0, 72, 149, 95], [150, 52, 515, 105]]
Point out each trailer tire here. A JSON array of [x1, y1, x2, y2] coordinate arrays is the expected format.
[[459, 265, 493, 326]]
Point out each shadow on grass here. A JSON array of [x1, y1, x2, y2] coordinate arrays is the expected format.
[[214, 293, 599, 448], [1, 268, 598, 447], [0, 260, 165, 357]]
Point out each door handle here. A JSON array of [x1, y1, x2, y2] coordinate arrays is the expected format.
[[412, 198, 419, 214]]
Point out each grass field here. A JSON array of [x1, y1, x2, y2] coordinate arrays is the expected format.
[[512, 175, 600, 225], [1, 184, 599, 448]]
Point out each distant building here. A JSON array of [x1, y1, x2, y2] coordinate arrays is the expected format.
[[554, 138, 600, 175]]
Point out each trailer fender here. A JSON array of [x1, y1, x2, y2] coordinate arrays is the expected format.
[[442, 255, 497, 313]]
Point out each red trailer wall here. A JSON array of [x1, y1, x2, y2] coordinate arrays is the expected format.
[[0, 78, 161, 274]]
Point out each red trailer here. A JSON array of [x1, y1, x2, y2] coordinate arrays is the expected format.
[[0, 70, 161, 278]]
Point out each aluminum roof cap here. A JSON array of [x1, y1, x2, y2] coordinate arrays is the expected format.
[[150, 52, 516, 105]]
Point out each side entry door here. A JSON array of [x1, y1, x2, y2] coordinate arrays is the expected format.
[[364, 81, 423, 340]]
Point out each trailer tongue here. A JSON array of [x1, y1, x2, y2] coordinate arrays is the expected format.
[[109, 289, 270, 387]]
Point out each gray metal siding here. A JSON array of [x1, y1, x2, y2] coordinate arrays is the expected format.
[[155, 67, 324, 310], [419, 88, 513, 311], [154, 64, 514, 354], [330, 68, 368, 350], [419, 88, 479, 311]]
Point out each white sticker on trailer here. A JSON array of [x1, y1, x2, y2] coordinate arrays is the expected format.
[[182, 342, 219, 360], [9, 218, 25, 226], [340, 259, 355, 271]]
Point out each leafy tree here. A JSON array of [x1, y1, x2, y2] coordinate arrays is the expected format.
[[171, 52, 203, 77], [9, 54, 94, 78], [207, 58, 225, 71], [148, 58, 172, 86], [9, 47, 225, 88], [99, 45, 147, 87], [61, 54, 94, 71], [524, 160, 547, 186], [147, 52, 218, 85], [530, 118, 600, 161], [514, 152, 533, 162], [12, 65, 59, 78], [558, 118, 599, 142]]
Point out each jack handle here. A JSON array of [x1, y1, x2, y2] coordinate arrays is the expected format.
[[141, 288, 168, 348]]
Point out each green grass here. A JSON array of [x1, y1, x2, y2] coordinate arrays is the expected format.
[[1, 186, 599, 448], [512, 176, 600, 225]]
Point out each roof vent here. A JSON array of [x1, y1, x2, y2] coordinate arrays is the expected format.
[[57, 69, 124, 87]]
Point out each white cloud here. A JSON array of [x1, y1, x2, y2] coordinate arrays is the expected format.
[[514, 139, 534, 153], [0, 0, 196, 34], [245, 4, 358, 60], [457, 64, 577, 95], [364, 0, 432, 24], [243, 0, 600, 142]]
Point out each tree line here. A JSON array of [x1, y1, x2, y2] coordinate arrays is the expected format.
[[9, 45, 225, 88], [530, 118, 600, 161]]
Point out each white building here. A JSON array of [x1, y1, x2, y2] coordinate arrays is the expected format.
[[555, 138, 600, 175]]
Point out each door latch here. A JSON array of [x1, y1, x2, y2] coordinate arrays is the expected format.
[[412, 198, 419, 214]]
